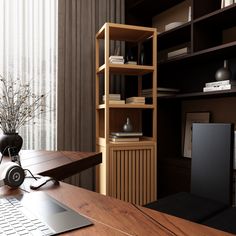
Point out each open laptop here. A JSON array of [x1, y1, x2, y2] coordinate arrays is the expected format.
[[0, 191, 93, 235]]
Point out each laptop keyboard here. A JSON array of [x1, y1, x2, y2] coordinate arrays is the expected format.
[[0, 196, 54, 236]]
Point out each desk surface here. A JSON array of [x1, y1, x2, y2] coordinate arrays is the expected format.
[[1, 181, 232, 236], [2, 150, 102, 180]]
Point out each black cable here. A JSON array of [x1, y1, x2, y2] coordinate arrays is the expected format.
[[24, 169, 38, 181], [132, 203, 178, 236], [0, 145, 10, 164]]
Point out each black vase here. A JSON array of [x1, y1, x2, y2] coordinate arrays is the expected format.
[[215, 60, 232, 81], [0, 133, 23, 156]]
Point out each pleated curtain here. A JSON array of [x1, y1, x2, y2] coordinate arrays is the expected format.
[[57, 0, 125, 189], [0, 0, 58, 151]]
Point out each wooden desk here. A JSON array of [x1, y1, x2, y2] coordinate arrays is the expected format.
[[1, 181, 232, 236], [2, 150, 102, 180]]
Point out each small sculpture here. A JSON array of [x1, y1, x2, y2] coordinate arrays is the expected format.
[[123, 117, 133, 132]]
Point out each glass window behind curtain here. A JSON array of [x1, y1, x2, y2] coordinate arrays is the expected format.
[[0, 0, 58, 150]]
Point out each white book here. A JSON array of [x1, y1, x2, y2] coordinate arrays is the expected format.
[[203, 84, 231, 92], [110, 137, 140, 142], [167, 47, 188, 58], [103, 94, 121, 100], [110, 132, 143, 137], [205, 80, 230, 87], [109, 58, 124, 61], [109, 55, 124, 60], [109, 61, 124, 64]]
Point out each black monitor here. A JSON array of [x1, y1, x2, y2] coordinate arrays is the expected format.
[[191, 123, 234, 205]]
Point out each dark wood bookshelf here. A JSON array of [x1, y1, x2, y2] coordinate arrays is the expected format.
[[126, 0, 185, 19], [158, 87, 236, 100], [126, 0, 236, 198], [158, 23, 191, 51], [158, 41, 236, 65], [193, 2, 236, 23]]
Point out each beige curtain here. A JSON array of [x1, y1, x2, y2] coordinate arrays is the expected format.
[[57, 0, 125, 190]]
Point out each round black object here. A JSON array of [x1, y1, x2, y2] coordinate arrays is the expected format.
[[0, 133, 23, 156], [5, 165, 25, 188]]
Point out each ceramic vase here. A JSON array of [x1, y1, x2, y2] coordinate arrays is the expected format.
[[0, 133, 23, 156], [215, 60, 231, 81], [123, 117, 133, 132]]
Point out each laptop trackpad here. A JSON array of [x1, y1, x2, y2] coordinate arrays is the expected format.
[[17, 192, 93, 234]]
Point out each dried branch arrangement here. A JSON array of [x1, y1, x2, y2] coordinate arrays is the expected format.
[[0, 74, 47, 133]]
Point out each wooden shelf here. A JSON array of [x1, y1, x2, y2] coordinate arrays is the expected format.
[[97, 137, 156, 146], [158, 21, 191, 38], [97, 104, 155, 109], [193, 3, 236, 24], [97, 63, 154, 75], [126, 0, 185, 19], [109, 139, 155, 146], [96, 22, 155, 42], [158, 41, 236, 65], [158, 88, 236, 100]]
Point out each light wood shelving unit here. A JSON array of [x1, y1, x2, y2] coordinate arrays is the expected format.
[[95, 22, 157, 205]]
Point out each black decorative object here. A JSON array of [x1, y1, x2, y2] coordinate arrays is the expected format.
[[123, 117, 133, 132], [126, 49, 135, 62], [0, 133, 23, 156], [215, 60, 231, 81]]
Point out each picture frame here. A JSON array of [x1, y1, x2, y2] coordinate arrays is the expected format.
[[183, 112, 210, 158]]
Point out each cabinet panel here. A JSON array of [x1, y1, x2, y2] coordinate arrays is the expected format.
[[109, 144, 156, 205]]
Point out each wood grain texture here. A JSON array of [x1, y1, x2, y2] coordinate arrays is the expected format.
[[2, 150, 102, 180], [35, 182, 234, 236]]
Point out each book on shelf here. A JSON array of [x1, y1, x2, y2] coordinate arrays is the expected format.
[[125, 61, 137, 65], [203, 84, 231, 92], [167, 47, 189, 59], [126, 97, 145, 104], [103, 94, 121, 101], [205, 80, 230, 87], [106, 100, 125, 104], [109, 55, 124, 64], [109, 59, 124, 64], [110, 132, 143, 137], [109, 55, 123, 60], [165, 22, 185, 31], [110, 136, 140, 142]]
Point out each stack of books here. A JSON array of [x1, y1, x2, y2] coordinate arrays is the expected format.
[[126, 96, 145, 104], [102, 94, 125, 104], [110, 132, 143, 142], [109, 55, 124, 64], [203, 80, 233, 92]]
